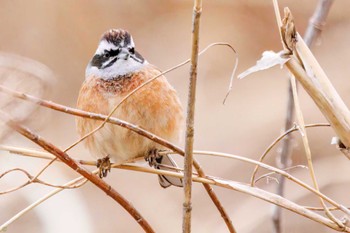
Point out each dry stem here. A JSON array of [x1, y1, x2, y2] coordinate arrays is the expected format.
[[0, 85, 235, 233], [3, 145, 350, 231], [182, 1, 202, 232], [3, 144, 350, 216], [273, 1, 334, 232], [273, 1, 345, 229], [0, 113, 155, 233]]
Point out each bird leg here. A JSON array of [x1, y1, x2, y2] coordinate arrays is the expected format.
[[97, 155, 111, 178], [145, 149, 166, 167]]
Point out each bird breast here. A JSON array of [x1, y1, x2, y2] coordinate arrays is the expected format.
[[76, 65, 184, 163]]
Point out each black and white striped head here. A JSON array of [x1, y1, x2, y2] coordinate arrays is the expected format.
[[86, 29, 147, 79]]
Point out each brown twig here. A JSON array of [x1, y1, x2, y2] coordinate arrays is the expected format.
[[64, 42, 238, 153], [116, 164, 350, 232], [0, 86, 235, 233], [250, 123, 330, 185], [183, 0, 202, 232], [5, 142, 350, 232], [274, 2, 345, 229], [0, 112, 155, 233], [255, 165, 307, 184], [273, 1, 334, 232], [4, 144, 350, 217], [0, 167, 87, 195], [0, 173, 89, 231]]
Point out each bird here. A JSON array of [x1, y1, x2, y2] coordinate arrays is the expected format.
[[76, 29, 184, 188]]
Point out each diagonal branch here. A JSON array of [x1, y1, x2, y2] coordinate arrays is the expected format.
[[0, 85, 235, 233], [273, 1, 334, 232], [0, 112, 155, 233]]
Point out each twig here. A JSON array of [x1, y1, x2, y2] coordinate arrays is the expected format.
[[183, 1, 203, 232], [116, 164, 350, 232], [273, 79, 295, 233], [0, 173, 89, 232], [283, 6, 350, 148], [3, 145, 350, 216], [273, 1, 334, 232], [4, 143, 350, 229], [0, 112, 155, 233], [250, 123, 330, 185], [0, 87, 235, 233], [273, 2, 345, 229], [0, 168, 86, 195], [64, 42, 238, 153], [255, 165, 307, 184], [303, 0, 334, 47]]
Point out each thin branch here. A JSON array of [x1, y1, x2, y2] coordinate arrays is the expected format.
[[0, 168, 87, 195], [304, 206, 350, 211], [283, 6, 350, 149], [0, 173, 89, 232], [303, 0, 334, 47], [273, 1, 334, 232], [115, 164, 350, 232], [255, 165, 307, 184], [0, 112, 155, 233], [273, 3, 344, 228], [3, 144, 350, 223], [63, 42, 238, 153], [250, 123, 330, 185], [0, 87, 235, 233], [183, 1, 202, 232]]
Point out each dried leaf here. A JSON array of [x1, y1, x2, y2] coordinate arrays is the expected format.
[[281, 7, 297, 53], [238, 50, 290, 79]]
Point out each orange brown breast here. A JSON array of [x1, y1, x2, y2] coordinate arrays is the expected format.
[[76, 65, 184, 163]]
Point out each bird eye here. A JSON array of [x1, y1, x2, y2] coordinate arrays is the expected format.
[[129, 47, 135, 54], [104, 51, 111, 58]]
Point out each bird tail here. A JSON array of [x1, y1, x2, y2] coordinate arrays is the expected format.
[[155, 155, 183, 188]]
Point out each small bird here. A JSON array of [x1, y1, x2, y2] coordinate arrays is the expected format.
[[76, 29, 184, 188]]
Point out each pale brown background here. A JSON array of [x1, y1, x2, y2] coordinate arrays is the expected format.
[[1, 1, 350, 232]]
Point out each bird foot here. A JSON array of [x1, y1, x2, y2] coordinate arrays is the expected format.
[[97, 155, 111, 178], [145, 149, 166, 167]]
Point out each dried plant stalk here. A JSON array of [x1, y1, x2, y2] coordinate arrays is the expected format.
[[0, 112, 155, 233], [0, 85, 235, 233], [183, 0, 203, 232], [273, 1, 334, 232]]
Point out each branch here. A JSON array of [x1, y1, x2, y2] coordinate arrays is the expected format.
[[0, 173, 88, 232], [0, 86, 235, 233], [0, 112, 155, 233], [4, 144, 350, 217], [273, 1, 334, 232], [183, 0, 202, 232], [3, 144, 350, 231], [273, 2, 345, 229], [0, 168, 86, 195]]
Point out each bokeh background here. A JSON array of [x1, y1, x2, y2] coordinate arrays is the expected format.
[[1, 0, 350, 232]]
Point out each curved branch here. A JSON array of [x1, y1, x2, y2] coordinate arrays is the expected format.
[[0, 84, 235, 233], [0, 112, 155, 233]]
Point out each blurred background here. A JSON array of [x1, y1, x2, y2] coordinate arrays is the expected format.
[[1, 0, 350, 232]]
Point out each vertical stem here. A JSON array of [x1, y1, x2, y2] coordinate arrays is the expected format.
[[183, 0, 202, 232], [272, 1, 334, 232]]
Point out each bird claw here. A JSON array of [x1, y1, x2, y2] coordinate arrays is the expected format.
[[97, 155, 111, 178], [145, 149, 165, 167]]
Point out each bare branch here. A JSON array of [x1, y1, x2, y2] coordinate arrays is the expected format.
[[183, 0, 202, 232], [0, 86, 235, 233], [0, 46, 238, 232], [0, 112, 155, 233], [273, 1, 334, 232]]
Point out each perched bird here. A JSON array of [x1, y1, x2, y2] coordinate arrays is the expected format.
[[76, 29, 184, 188]]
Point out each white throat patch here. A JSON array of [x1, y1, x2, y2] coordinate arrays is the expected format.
[[85, 38, 147, 80]]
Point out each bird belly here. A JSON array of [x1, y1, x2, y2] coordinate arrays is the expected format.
[[76, 71, 184, 164]]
